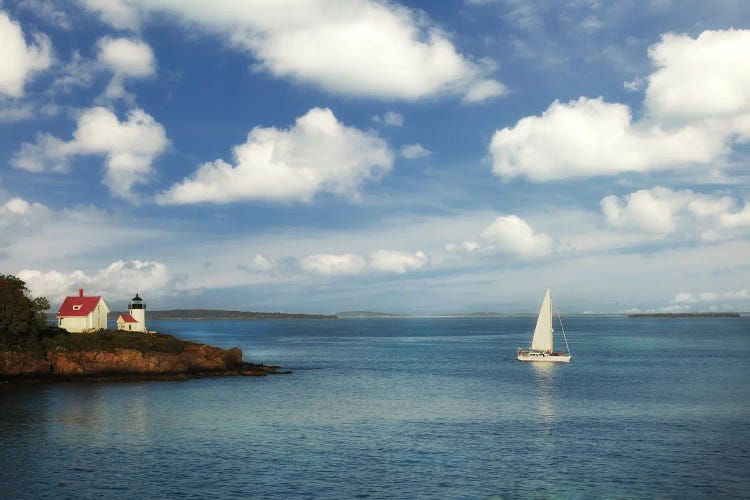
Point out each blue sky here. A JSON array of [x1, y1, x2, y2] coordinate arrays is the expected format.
[[1, 0, 749, 314]]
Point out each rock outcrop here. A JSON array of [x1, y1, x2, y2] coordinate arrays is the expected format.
[[1, 343, 286, 382]]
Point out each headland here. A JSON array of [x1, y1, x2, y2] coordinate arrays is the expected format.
[[1, 330, 288, 383]]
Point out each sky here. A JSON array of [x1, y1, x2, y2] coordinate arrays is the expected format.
[[1, 0, 750, 314]]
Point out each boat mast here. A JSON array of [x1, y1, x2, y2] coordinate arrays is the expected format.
[[548, 290, 553, 353]]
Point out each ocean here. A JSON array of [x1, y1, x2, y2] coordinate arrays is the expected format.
[[1, 316, 749, 499]]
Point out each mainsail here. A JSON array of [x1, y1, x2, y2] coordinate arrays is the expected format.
[[530, 289, 553, 352]]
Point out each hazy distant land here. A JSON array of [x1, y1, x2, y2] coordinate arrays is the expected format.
[[628, 312, 741, 318], [109, 309, 338, 320]]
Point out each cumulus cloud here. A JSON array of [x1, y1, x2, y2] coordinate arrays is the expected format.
[[157, 107, 393, 204], [645, 29, 750, 125], [445, 215, 553, 259], [18, 260, 172, 305], [490, 97, 728, 181], [601, 187, 749, 237], [489, 29, 750, 182], [479, 215, 553, 258], [12, 106, 169, 201], [370, 249, 428, 274], [300, 253, 367, 276], [0, 10, 52, 97], [97, 37, 156, 100], [401, 143, 432, 159], [78, 0, 503, 102]]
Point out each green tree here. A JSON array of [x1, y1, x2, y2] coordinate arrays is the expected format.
[[0, 274, 41, 348]]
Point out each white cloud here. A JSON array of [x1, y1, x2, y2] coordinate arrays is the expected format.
[[0, 10, 52, 97], [370, 249, 428, 274], [0, 197, 50, 238], [479, 215, 552, 258], [445, 241, 479, 254], [645, 30, 750, 125], [462, 79, 507, 103], [444, 214, 553, 259], [51, 50, 98, 92], [79, 0, 141, 30], [401, 143, 432, 159], [490, 97, 727, 181], [300, 253, 367, 276], [12, 106, 169, 201], [240, 248, 430, 278], [249, 254, 274, 272], [672, 292, 698, 304], [489, 29, 750, 182], [720, 203, 750, 228], [724, 289, 750, 299], [384, 111, 404, 127], [157, 107, 393, 204], [97, 37, 156, 100], [78, 0, 503, 102], [602, 187, 684, 233], [601, 187, 748, 236], [16, 1, 71, 30], [18, 260, 172, 305], [671, 289, 750, 305]]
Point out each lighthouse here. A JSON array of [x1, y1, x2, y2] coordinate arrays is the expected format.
[[116, 293, 148, 332], [129, 293, 146, 326]]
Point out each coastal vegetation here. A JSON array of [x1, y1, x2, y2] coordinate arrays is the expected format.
[[0, 273, 56, 350]]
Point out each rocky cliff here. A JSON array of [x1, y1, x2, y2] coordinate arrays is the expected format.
[[1, 343, 285, 382]]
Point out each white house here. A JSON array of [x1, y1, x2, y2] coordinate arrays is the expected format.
[[57, 289, 109, 333], [116, 293, 147, 332]]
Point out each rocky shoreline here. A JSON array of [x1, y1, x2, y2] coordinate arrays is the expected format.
[[1, 341, 290, 383]]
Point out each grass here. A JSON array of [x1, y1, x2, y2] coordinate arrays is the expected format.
[[35, 329, 188, 355]]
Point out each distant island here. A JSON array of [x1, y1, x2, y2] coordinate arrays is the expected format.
[[628, 312, 741, 318], [336, 311, 405, 318], [106, 309, 338, 320]]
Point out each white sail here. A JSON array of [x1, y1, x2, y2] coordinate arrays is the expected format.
[[530, 289, 553, 353]]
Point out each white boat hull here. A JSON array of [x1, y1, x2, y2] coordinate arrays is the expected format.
[[517, 351, 571, 362]]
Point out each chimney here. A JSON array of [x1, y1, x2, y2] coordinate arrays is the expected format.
[[79, 288, 84, 297]]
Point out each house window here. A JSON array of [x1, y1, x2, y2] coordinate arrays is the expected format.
[[72, 305, 81, 311]]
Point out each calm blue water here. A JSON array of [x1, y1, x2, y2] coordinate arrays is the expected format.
[[2, 316, 749, 499]]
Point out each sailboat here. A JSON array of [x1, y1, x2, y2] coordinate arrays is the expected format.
[[517, 289, 572, 362]]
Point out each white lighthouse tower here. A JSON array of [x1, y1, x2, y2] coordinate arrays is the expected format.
[[128, 293, 147, 330], [116, 293, 148, 332]]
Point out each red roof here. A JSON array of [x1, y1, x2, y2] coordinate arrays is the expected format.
[[57, 296, 104, 317], [117, 314, 139, 323]]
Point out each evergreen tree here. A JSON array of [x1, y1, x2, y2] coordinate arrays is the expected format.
[[0, 274, 46, 348]]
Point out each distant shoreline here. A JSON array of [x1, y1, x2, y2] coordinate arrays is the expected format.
[[628, 312, 741, 318]]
